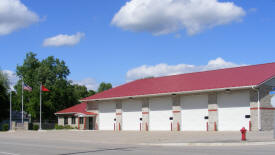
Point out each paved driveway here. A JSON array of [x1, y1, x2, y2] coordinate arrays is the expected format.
[[0, 130, 275, 155]]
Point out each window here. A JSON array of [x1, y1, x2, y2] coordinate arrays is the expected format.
[[64, 117, 68, 125], [79, 117, 84, 124], [71, 117, 76, 124]]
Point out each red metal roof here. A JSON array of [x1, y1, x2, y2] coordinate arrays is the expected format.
[[55, 102, 97, 115], [82, 62, 275, 101]]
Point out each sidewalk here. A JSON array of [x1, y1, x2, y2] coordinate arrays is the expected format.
[[1, 130, 274, 146]]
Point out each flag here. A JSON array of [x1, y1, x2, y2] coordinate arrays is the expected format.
[[23, 84, 32, 91], [42, 85, 49, 92], [39, 84, 50, 130]]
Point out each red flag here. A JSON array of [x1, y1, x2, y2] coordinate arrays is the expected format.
[[42, 85, 50, 92]]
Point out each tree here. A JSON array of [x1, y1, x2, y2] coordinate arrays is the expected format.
[[72, 84, 90, 99], [13, 52, 111, 121], [0, 69, 9, 122], [97, 82, 112, 93], [14, 52, 77, 120], [87, 90, 96, 96]]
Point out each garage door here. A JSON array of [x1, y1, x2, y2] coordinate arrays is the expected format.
[[122, 100, 142, 131], [181, 95, 208, 131], [149, 97, 172, 131], [98, 102, 116, 130], [218, 91, 250, 131]]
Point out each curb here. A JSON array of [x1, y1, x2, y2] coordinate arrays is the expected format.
[[139, 141, 275, 147]]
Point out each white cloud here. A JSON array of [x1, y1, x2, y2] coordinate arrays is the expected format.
[[2, 70, 19, 90], [43, 32, 85, 47], [126, 57, 245, 81], [73, 78, 98, 91], [0, 0, 39, 35], [112, 0, 245, 35]]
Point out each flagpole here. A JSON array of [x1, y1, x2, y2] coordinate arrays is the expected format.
[[40, 83, 42, 130], [10, 91, 12, 130], [22, 80, 24, 124]]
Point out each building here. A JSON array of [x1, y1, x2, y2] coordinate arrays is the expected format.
[[56, 62, 275, 131], [55, 102, 97, 130]]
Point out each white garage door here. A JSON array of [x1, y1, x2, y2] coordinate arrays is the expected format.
[[98, 102, 116, 130], [218, 91, 250, 131], [181, 95, 208, 131], [149, 97, 172, 131], [122, 100, 142, 131]]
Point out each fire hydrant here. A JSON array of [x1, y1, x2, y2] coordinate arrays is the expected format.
[[240, 127, 247, 141]]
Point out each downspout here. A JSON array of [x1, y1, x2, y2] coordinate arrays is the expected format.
[[252, 86, 261, 131]]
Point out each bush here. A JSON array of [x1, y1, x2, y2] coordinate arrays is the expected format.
[[64, 125, 72, 129], [55, 124, 64, 129], [33, 124, 39, 130], [54, 124, 75, 130], [1, 124, 9, 131]]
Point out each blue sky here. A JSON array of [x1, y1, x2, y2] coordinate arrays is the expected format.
[[0, 0, 275, 90]]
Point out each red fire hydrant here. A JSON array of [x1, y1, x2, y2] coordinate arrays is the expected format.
[[240, 127, 247, 141]]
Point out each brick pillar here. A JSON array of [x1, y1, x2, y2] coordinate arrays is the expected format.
[[68, 117, 72, 126], [208, 93, 218, 131], [250, 86, 274, 131], [78, 117, 80, 129], [115, 100, 122, 131], [172, 95, 181, 131], [142, 98, 149, 131], [84, 117, 87, 130], [95, 116, 99, 130], [259, 86, 274, 131], [249, 89, 259, 131], [58, 116, 65, 126]]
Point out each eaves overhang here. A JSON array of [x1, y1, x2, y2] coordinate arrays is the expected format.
[[80, 85, 256, 102]]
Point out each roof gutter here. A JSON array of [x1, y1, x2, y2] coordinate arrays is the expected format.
[[80, 85, 256, 102]]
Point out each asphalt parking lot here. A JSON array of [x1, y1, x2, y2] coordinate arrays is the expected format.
[[1, 130, 275, 155]]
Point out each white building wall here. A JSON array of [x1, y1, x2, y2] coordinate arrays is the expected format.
[[181, 94, 208, 131], [98, 101, 116, 130], [122, 99, 142, 131], [149, 97, 172, 131], [218, 91, 250, 131]]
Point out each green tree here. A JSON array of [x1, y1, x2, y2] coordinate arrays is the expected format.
[[97, 82, 112, 93], [72, 84, 89, 99], [14, 52, 77, 120], [13, 52, 111, 121], [0, 70, 9, 122], [87, 90, 96, 96]]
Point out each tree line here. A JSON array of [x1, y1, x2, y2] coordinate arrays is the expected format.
[[0, 52, 112, 122]]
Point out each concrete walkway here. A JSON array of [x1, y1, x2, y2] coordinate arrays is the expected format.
[[1, 130, 274, 145]]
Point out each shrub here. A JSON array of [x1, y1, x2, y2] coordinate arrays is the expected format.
[[33, 124, 39, 130], [1, 124, 9, 131], [55, 124, 64, 129], [64, 125, 72, 129], [54, 124, 75, 130]]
